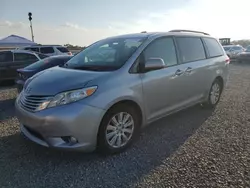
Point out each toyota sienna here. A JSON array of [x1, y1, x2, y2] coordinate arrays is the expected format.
[[15, 30, 230, 154]]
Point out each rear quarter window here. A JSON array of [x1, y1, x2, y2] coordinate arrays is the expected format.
[[56, 47, 69, 53], [176, 37, 206, 63], [203, 38, 224, 58]]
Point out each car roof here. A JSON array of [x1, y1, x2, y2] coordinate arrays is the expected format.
[[21, 45, 64, 48], [106, 30, 214, 40]]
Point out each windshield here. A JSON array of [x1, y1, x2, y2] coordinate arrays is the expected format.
[[65, 36, 147, 71], [246, 46, 250, 52], [223, 46, 231, 51]]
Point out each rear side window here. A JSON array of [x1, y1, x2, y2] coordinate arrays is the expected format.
[[40, 47, 55, 54], [203, 38, 224, 58], [0, 52, 13, 62], [56, 47, 69, 53], [25, 47, 39, 52], [14, 53, 38, 61], [144, 37, 178, 66], [176, 37, 206, 63]]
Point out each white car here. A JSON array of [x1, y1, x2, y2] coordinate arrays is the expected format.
[[18, 45, 72, 56]]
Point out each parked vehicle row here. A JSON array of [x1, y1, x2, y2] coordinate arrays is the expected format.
[[18, 45, 72, 56], [15, 30, 230, 155], [0, 50, 48, 82]]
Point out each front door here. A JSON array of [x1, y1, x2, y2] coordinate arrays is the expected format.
[[140, 37, 188, 122]]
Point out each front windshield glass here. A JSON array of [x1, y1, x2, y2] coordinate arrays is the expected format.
[[223, 46, 231, 51], [65, 36, 147, 71]]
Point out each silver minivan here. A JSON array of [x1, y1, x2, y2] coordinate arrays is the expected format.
[[15, 30, 230, 154]]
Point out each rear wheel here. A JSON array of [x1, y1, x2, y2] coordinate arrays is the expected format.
[[201, 79, 223, 108], [97, 104, 140, 155]]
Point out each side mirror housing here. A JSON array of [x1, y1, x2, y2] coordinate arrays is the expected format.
[[144, 58, 165, 72]]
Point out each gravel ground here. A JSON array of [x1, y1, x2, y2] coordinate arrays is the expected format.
[[0, 64, 250, 188]]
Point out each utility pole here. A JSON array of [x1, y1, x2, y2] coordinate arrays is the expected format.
[[28, 12, 34, 42]]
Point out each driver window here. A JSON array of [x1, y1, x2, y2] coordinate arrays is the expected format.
[[143, 37, 178, 66]]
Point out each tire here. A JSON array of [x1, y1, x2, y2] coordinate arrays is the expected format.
[[201, 79, 223, 108], [97, 104, 140, 155]]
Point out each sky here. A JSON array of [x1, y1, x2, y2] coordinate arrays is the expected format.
[[0, 0, 249, 46]]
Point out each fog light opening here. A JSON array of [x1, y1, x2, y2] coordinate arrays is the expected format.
[[61, 136, 78, 145]]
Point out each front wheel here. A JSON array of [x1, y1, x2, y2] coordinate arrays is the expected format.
[[201, 79, 223, 108], [97, 104, 140, 155]]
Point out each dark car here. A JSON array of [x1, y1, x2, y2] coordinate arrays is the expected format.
[[0, 50, 48, 82], [16, 55, 72, 92], [236, 46, 250, 63]]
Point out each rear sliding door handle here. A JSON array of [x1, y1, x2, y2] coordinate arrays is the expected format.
[[185, 67, 192, 73], [175, 69, 184, 76]]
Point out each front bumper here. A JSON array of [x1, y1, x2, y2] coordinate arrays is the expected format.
[[15, 97, 105, 152]]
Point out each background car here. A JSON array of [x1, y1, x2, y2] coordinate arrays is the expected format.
[[236, 45, 250, 63], [18, 45, 72, 56], [16, 55, 72, 92], [0, 50, 48, 82], [223, 45, 245, 59]]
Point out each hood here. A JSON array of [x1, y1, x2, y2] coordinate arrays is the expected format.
[[25, 67, 110, 96]]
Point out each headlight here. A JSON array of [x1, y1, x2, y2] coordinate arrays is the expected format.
[[37, 86, 97, 110]]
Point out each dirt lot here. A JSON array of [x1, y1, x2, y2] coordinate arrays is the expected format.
[[0, 64, 250, 188]]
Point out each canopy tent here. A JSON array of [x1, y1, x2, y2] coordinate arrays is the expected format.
[[0, 35, 37, 47]]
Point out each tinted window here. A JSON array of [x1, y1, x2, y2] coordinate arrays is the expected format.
[[25, 47, 39, 52], [40, 47, 55, 54], [176, 37, 206, 63], [57, 47, 69, 53], [143, 37, 177, 66], [66, 37, 146, 71], [14, 53, 38, 61], [37, 53, 48, 59], [203, 38, 224, 57], [0, 52, 13, 62]]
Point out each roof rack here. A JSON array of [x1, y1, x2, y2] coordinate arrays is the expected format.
[[169, 29, 210, 36]]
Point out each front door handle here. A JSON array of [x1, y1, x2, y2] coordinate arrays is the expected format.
[[175, 69, 184, 76], [185, 67, 192, 73]]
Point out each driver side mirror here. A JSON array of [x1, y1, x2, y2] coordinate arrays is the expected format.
[[144, 58, 165, 72]]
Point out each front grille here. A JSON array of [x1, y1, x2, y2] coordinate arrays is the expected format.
[[19, 93, 52, 112]]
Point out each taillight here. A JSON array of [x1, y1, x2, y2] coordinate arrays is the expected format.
[[67, 52, 72, 55], [225, 57, 230, 64]]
